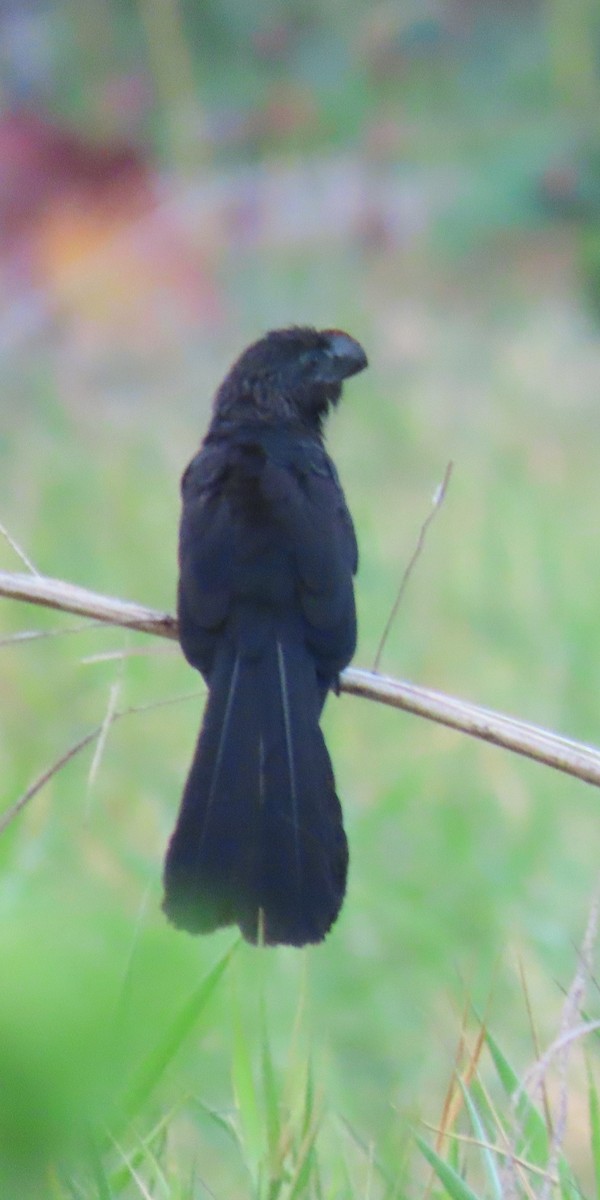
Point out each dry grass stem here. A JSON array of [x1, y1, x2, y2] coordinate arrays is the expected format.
[[0, 690, 202, 834], [0, 725, 103, 835], [3, 568, 600, 790], [0, 520, 41, 575], [420, 1124, 559, 1184], [372, 461, 453, 672], [501, 887, 600, 1200], [87, 680, 122, 797]]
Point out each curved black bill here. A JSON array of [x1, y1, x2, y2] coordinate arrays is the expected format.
[[318, 329, 368, 382]]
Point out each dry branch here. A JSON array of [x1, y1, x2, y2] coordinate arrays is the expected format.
[[2, 568, 600, 790], [0, 570, 177, 639]]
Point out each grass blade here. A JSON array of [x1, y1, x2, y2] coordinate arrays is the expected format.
[[231, 979, 264, 1179], [485, 1029, 549, 1163], [587, 1060, 600, 1200], [260, 997, 281, 1169], [457, 1079, 503, 1200], [415, 1134, 482, 1200], [122, 939, 237, 1119]]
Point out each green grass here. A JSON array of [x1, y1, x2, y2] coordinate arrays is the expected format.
[[3, 235, 600, 1195]]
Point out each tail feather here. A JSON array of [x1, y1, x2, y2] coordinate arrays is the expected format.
[[162, 635, 348, 946]]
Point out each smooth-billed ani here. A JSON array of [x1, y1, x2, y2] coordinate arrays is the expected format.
[[163, 326, 367, 946]]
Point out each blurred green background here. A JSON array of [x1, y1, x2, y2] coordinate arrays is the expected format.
[[2, 0, 600, 1196]]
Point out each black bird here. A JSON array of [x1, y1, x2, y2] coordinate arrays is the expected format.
[[163, 326, 367, 946]]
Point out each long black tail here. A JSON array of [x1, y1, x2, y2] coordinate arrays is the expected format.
[[162, 635, 348, 946]]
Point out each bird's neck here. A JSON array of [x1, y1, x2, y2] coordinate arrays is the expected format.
[[208, 414, 324, 445]]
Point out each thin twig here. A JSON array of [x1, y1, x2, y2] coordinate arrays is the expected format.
[[87, 680, 122, 798], [0, 726, 102, 835], [3, 568, 600, 790], [0, 620, 109, 646], [0, 689, 203, 835], [0, 520, 40, 575], [533, 884, 600, 1200], [502, 887, 600, 1200], [419, 1123, 559, 1184], [372, 461, 453, 672], [517, 955, 554, 1138], [80, 645, 178, 665], [524, 1018, 600, 1081]]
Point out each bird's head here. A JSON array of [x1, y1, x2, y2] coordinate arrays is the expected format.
[[212, 326, 368, 432]]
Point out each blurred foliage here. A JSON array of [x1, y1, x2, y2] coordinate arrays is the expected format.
[[2, 0, 600, 1195]]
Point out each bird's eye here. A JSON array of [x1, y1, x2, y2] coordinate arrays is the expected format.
[[298, 348, 319, 369]]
